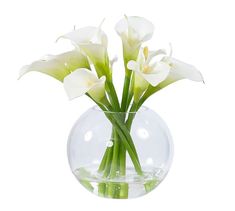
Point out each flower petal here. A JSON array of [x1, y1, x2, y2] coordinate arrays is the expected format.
[[115, 16, 154, 42], [146, 49, 167, 64], [121, 38, 140, 59], [56, 50, 90, 71], [19, 56, 69, 82], [19, 51, 89, 82], [79, 43, 107, 64], [127, 60, 140, 72], [58, 26, 108, 68], [134, 72, 149, 91], [58, 26, 108, 48], [63, 68, 97, 100], [163, 57, 204, 82], [140, 62, 170, 86], [87, 76, 106, 101], [137, 48, 146, 67]]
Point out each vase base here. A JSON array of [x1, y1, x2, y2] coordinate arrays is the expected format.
[[73, 165, 166, 199]]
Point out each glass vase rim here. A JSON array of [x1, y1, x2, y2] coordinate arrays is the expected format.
[[92, 105, 149, 114]]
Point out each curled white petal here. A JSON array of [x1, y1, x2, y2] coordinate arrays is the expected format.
[[19, 51, 89, 82], [58, 26, 108, 65], [128, 48, 170, 87], [137, 49, 146, 67], [140, 62, 170, 86], [146, 49, 167, 64], [163, 57, 204, 82], [127, 60, 140, 72], [115, 16, 154, 43], [63, 68, 106, 101], [19, 56, 67, 81], [79, 43, 107, 63], [58, 26, 107, 47], [87, 76, 106, 101]]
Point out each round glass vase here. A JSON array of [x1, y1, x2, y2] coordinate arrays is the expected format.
[[67, 106, 173, 199]]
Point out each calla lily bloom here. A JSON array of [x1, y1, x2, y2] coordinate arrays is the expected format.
[[115, 16, 154, 59], [144, 52, 204, 97], [58, 26, 109, 75], [127, 47, 170, 100], [161, 56, 204, 85], [63, 68, 106, 102], [19, 50, 90, 82]]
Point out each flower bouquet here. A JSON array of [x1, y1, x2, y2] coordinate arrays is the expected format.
[[19, 16, 203, 199]]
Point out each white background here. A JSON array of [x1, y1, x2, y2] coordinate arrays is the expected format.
[[0, 0, 234, 210]]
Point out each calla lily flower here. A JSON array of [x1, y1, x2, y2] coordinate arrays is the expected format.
[[161, 56, 204, 85], [19, 50, 90, 82], [58, 26, 109, 74], [127, 47, 170, 100], [144, 51, 204, 96], [115, 16, 154, 59], [63, 68, 106, 102]]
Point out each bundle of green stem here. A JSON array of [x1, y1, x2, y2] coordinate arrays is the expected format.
[[87, 67, 155, 199]]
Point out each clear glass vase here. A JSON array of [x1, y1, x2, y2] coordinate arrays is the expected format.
[[67, 106, 173, 199]]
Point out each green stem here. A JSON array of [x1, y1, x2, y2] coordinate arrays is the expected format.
[[105, 107, 140, 165], [98, 100, 140, 166], [98, 129, 115, 197], [98, 149, 109, 172], [119, 144, 126, 176], [121, 73, 132, 111], [107, 130, 120, 198], [126, 73, 135, 108], [109, 115, 142, 175], [98, 146, 112, 197], [110, 130, 120, 178], [106, 81, 120, 111], [87, 93, 144, 198], [88, 96, 142, 174], [96, 103, 142, 175], [126, 103, 138, 130], [103, 143, 113, 178], [121, 54, 136, 112], [119, 56, 135, 182], [119, 67, 134, 198], [119, 72, 131, 180], [80, 180, 94, 192], [125, 92, 150, 132]]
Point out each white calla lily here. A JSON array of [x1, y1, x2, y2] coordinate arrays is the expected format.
[[63, 68, 106, 102], [115, 16, 154, 59], [161, 57, 204, 84], [127, 47, 170, 100], [58, 26, 108, 68], [19, 50, 90, 82], [144, 52, 204, 97], [159, 43, 204, 85]]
